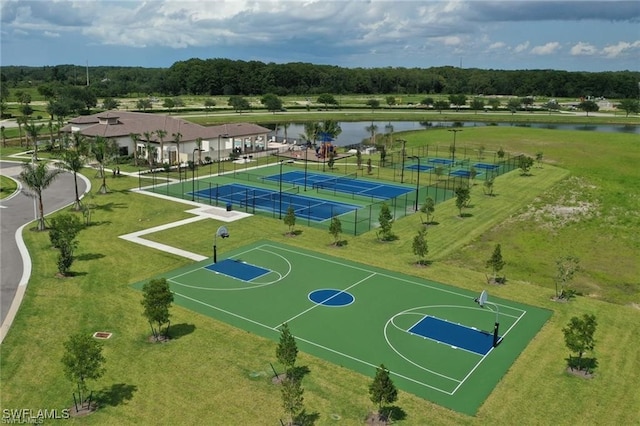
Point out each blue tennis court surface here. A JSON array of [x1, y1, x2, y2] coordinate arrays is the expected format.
[[205, 259, 270, 281], [264, 171, 412, 199], [428, 158, 454, 166], [450, 169, 482, 178], [473, 163, 499, 170], [190, 183, 359, 221], [405, 164, 435, 172], [408, 315, 498, 355]]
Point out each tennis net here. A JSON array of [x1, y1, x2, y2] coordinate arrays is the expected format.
[[311, 172, 358, 190]]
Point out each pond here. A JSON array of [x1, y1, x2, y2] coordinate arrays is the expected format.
[[270, 121, 639, 147]]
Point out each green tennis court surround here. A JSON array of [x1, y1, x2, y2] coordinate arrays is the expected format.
[[132, 241, 551, 415]]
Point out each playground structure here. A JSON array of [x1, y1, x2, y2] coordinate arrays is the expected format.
[[316, 141, 335, 159]]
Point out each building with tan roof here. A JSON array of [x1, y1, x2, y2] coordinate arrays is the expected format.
[[63, 111, 272, 165]]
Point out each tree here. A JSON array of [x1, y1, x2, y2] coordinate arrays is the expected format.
[[18, 161, 63, 231], [49, 213, 83, 249], [454, 186, 471, 217], [617, 99, 639, 117], [377, 202, 396, 241], [102, 97, 119, 110], [356, 148, 362, 169], [91, 136, 118, 194], [228, 96, 250, 113], [50, 213, 82, 276], [435, 165, 445, 181], [365, 123, 378, 145], [412, 227, 428, 265], [155, 129, 167, 165], [365, 99, 380, 111], [555, 255, 580, 299], [483, 175, 495, 196], [163, 97, 175, 112], [369, 364, 398, 415], [129, 132, 141, 165], [420, 197, 435, 224], [329, 215, 343, 246], [24, 119, 44, 161], [485, 244, 506, 284], [276, 322, 298, 374], [327, 151, 336, 169], [366, 158, 372, 174], [136, 98, 152, 112], [518, 155, 534, 175], [578, 100, 599, 116], [281, 376, 304, 426], [497, 146, 505, 159], [507, 98, 521, 114], [61, 333, 106, 412], [563, 314, 598, 373], [385, 96, 396, 106], [172, 131, 183, 179], [488, 98, 501, 111], [433, 100, 449, 113], [535, 151, 544, 167], [283, 206, 296, 235], [470, 98, 485, 114], [448, 94, 467, 111], [316, 93, 337, 109], [141, 278, 174, 341], [203, 98, 216, 112], [261, 93, 283, 113]]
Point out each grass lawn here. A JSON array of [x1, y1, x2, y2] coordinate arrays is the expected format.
[[1, 125, 639, 424], [0, 174, 18, 199]]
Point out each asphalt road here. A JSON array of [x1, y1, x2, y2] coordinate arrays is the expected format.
[[0, 160, 88, 336]]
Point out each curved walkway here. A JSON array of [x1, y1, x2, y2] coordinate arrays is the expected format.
[[0, 157, 91, 343]]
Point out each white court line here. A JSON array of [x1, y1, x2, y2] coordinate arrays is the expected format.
[[450, 309, 528, 395]]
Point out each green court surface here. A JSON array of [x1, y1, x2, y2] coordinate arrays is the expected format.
[[132, 241, 551, 415]]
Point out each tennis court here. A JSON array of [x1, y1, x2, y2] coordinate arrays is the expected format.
[[132, 241, 551, 415], [405, 163, 435, 172], [450, 169, 483, 178], [263, 170, 413, 199], [189, 183, 360, 221], [428, 158, 455, 166]]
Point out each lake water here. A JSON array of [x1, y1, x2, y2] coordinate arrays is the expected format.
[[272, 121, 639, 147]]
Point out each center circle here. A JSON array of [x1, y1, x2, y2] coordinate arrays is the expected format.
[[308, 289, 355, 307]]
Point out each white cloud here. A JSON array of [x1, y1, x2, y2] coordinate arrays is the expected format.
[[601, 40, 640, 58], [570, 42, 598, 56], [514, 41, 530, 53], [43, 31, 59, 38], [488, 42, 506, 50], [531, 42, 561, 55]]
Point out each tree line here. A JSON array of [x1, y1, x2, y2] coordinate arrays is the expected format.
[[2, 59, 639, 100]]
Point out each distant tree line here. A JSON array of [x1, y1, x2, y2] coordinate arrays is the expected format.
[[2, 60, 639, 100]]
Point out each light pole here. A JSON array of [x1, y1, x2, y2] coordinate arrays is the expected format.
[[213, 226, 229, 264], [448, 129, 462, 163], [304, 142, 309, 191], [397, 139, 406, 183], [217, 133, 229, 175], [279, 159, 294, 219], [408, 156, 421, 211], [191, 148, 200, 201]]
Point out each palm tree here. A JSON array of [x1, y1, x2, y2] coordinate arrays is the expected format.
[[56, 148, 85, 211], [18, 161, 63, 231], [300, 122, 319, 148], [24, 120, 44, 162], [318, 120, 342, 140], [129, 133, 140, 166], [142, 131, 154, 168], [365, 122, 378, 145], [172, 132, 182, 179], [155, 129, 167, 165], [16, 116, 28, 148], [91, 136, 117, 194], [195, 137, 203, 165], [282, 122, 290, 143]]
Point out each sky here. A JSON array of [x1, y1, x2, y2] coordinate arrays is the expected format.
[[1, 0, 639, 72]]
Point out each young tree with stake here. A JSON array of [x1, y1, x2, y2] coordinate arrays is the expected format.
[[369, 364, 398, 420], [61, 333, 106, 413], [485, 243, 506, 284]]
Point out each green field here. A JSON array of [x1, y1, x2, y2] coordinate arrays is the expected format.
[[1, 122, 639, 425], [132, 241, 551, 416]]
